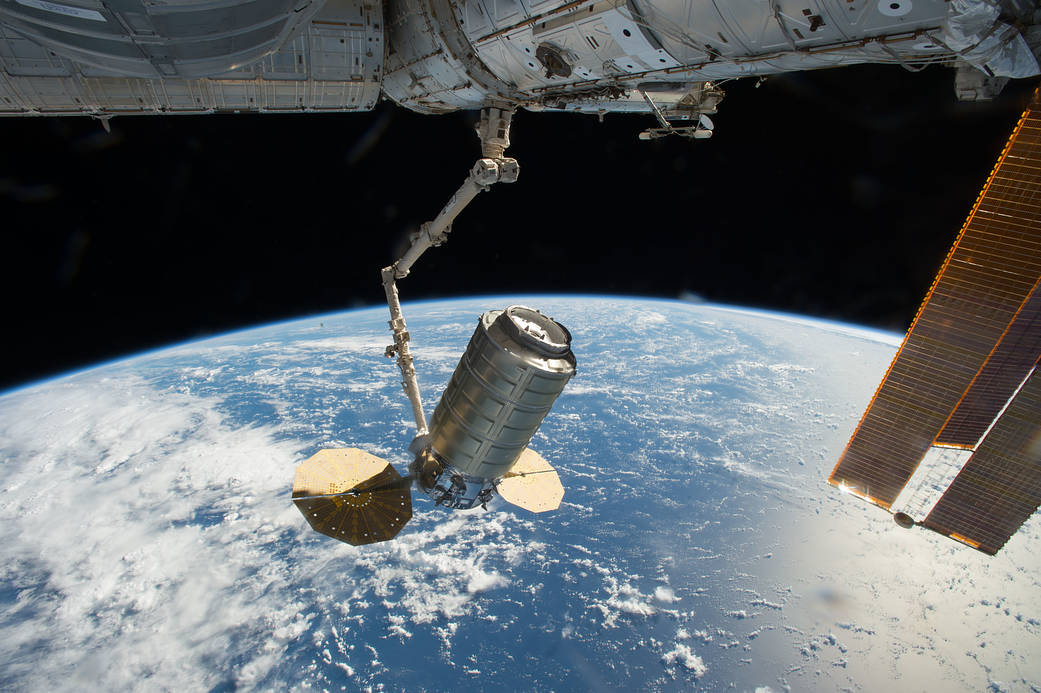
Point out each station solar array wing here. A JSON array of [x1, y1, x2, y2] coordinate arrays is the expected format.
[[828, 86, 1041, 555]]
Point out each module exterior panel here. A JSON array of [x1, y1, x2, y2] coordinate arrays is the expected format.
[[0, 0, 383, 115], [829, 87, 1041, 553]]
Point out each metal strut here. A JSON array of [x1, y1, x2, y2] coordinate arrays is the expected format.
[[637, 90, 715, 141], [380, 105, 519, 448]]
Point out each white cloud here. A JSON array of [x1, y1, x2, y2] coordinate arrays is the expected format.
[[591, 577, 657, 627], [661, 642, 707, 677], [654, 586, 681, 603]]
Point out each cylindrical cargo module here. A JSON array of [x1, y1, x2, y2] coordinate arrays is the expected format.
[[428, 306, 576, 479]]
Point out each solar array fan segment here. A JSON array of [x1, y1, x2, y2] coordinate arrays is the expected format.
[[829, 86, 1041, 553]]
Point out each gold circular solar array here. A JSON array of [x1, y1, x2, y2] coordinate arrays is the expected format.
[[497, 447, 564, 513], [292, 448, 413, 545]]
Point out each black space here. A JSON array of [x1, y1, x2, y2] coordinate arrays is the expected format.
[[2, 65, 1037, 391]]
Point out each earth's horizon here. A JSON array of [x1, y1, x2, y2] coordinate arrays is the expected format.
[[1, 295, 1037, 691]]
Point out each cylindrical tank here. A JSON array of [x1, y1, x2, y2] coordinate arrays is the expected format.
[[428, 305, 576, 479]]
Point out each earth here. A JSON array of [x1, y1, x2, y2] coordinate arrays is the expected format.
[[1, 296, 1039, 692]]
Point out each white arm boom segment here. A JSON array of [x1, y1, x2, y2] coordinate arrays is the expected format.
[[379, 106, 518, 441]]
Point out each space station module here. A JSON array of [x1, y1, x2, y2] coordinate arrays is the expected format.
[[1, 0, 1039, 120]]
